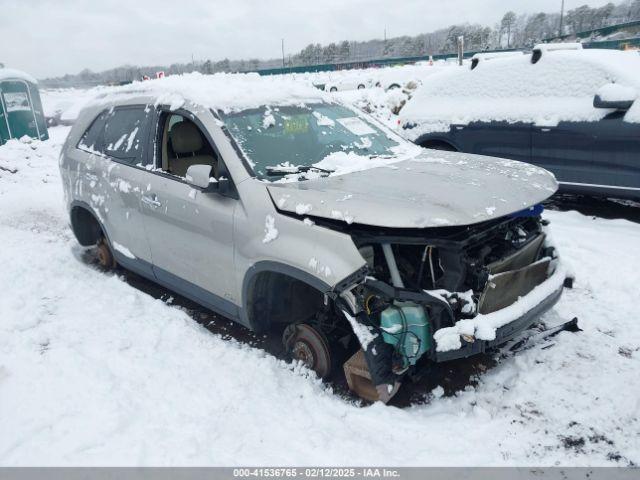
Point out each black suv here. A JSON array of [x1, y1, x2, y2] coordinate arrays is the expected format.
[[400, 45, 640, 200]]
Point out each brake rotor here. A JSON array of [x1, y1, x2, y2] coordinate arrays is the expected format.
[[283, 324, 332, 379]]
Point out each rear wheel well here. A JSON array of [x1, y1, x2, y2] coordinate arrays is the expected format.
[[419, 139, 457, 151], [70, 206, 103, 246]]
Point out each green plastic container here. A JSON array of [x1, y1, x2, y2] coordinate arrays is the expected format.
[[0, 69, 49, 145], [380, 302, 430, 367]]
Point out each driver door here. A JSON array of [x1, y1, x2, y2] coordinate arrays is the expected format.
[[141, 108, 239, 318]]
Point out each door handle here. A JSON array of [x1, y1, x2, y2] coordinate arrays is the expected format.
[[539, 128, 552, 133], [141, 195, 161, 208]]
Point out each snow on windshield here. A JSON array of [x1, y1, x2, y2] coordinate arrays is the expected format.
[[221, 103, 419, 180]]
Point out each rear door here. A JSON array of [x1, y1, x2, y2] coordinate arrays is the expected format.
[[452, 121, 532, 163], [589, 111, 640, 194], [77, 105, 155, 274], [531, 121, 595, 184]]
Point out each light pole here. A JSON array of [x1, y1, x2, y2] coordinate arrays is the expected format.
[[559, 0, 565, 37], [281, 39, 285, 68]]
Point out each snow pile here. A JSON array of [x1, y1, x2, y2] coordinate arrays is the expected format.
[[401, 49, 640, 139], [596, 83, 638, 102], [40, 87, 111, 124], [0, 135, 60, 176], [311, 147, 418, 177], [85, 72, 326, 113], [1, 128, 640, 465], [0, 67, 38, 84], [332, 85, 413, 130]]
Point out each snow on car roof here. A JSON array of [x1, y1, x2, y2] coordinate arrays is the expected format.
[[471, 51, 525, 62], [401, 48, 640, 137], [87, 72, 327, 112], [0, 67, 38, 84]]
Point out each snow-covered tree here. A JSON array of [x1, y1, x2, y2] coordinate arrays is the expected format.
[[501, 11, 517, 47]]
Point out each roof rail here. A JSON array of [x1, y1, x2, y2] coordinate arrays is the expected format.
[[470, 51, 525, 70], [531, 42, 583, 64]]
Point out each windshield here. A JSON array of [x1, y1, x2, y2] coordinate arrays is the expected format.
[[220, 103, 401, 180]]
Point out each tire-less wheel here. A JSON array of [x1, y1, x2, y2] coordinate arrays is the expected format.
[[283, 323, 332, 378], [96, 239, 116, 270]]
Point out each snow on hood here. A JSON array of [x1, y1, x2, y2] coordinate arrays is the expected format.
[[84, 72, 326, 112], [401, 49, 640, 138], [268, 149, 558, 229]]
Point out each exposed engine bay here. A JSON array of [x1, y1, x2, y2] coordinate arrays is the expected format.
[[334, 207, 565, 402]]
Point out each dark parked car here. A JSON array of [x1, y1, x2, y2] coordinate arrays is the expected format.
[[400, 44, 640, 200]]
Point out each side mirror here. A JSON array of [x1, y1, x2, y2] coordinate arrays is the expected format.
[[593, 95, 634, 111], [594, 84, 637, 111], [185, 164, 216, 190]]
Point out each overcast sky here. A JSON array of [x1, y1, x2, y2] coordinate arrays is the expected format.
[[0, 0, 615, 79]]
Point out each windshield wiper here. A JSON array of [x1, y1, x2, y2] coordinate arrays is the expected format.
[[265, 165, 335, 177]]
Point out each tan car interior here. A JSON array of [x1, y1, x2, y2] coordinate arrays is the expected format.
[[161, 114, 219, 178]]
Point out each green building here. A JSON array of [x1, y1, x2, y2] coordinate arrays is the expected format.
[[0, 67, 48, 145]]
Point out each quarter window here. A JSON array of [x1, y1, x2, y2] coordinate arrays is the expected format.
[[78, 113, 106, 153]]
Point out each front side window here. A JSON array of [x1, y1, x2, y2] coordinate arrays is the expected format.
[[220, 103, 400, 180], [156, 112, 220, 179], [78, 106, 151, 166]]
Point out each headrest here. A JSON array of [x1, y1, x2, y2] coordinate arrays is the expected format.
[[170, 121, 203, 154]]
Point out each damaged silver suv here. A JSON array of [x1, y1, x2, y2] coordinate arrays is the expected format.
[[59, 74, 567, 403]]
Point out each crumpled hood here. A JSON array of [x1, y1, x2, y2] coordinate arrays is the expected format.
[[267, 150, 558, 228]]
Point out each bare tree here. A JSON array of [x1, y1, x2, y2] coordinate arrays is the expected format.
[[501, 11, 517, 47]]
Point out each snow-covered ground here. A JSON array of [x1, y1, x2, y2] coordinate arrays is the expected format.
[[40, 87, 111, 125], [1, 127, 639, 466]]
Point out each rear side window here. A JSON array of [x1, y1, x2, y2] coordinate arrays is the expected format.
[[78, 106, 151, 166]]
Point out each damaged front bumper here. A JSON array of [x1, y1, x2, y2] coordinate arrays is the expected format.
[[348, 259, 567, 363], [432, 262, 566, 362]]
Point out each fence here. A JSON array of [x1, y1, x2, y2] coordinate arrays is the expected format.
[[545, 19, 640, 42], [254, 37, 639, 77]]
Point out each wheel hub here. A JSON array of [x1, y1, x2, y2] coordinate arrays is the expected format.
[[283, 323, 332, 378], [292, 340, 316, 366]]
